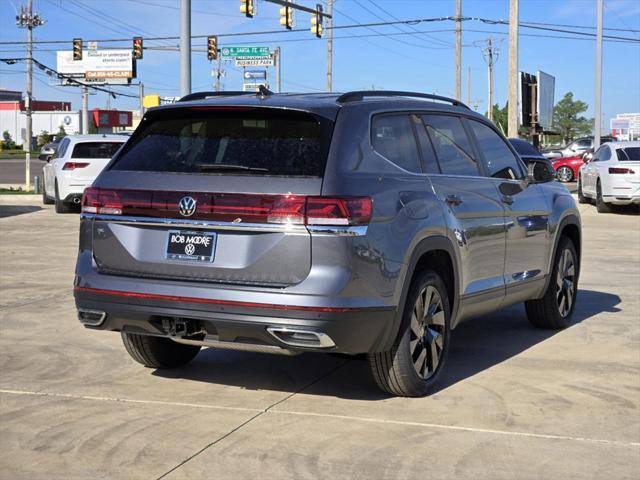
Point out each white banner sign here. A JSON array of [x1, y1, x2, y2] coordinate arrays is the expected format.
[[235, 57, 274, 67], [57, 50, 134, 80]]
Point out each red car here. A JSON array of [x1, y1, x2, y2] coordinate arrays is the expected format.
[[552, 155, 584, 182]]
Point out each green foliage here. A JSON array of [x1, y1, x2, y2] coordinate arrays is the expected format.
[[37, 130, 54, 147], [552, 92, 593, 144], [56, 125, 67, 139], [1, 130, 16, 150], [491, 103, 508, 135]]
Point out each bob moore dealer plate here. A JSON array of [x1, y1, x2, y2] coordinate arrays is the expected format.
[[166, 230, 217, 263]]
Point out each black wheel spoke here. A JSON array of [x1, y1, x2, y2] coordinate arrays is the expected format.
[[410, 284, 445, 380], [556, 247, 576, 318]]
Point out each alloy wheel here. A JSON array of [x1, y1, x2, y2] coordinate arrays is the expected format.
[[409, 286, 446, 379], [556, 248, 576, 318], [557, 166, 573, 182]]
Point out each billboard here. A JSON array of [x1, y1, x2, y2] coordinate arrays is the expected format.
[[57, 50, 134, 83], [536, 71, 555, 130]]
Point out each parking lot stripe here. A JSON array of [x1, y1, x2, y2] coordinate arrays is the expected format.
[[2, 388, 637, 449]]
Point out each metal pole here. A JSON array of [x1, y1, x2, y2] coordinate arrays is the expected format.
[[81, 85, 89, 134], [180, 0, 191, 97], [275, 47, 281, 93], [507, 0, 519, 137], [215, 56, 221, 92], [487, 38, 494, 121], [139, 82, 144, 116], [326, 0, 333, 92], [455, 0, 462, 101], [25, 0, 33, 191], [467, 65, 471, 106], [594, 0, 603, 149]]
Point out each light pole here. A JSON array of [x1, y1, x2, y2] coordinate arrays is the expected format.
[[180, 0, 191, 97], [16, 0, 45, 191]]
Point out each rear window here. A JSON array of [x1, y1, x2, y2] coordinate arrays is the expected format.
[[111, 109, 331, 176], [72, 142, 123, 159], [617, 147, 640, 161]]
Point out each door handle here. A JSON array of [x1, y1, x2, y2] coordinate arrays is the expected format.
[[445, 194, 463, 206], [502, 195, 514, 205]]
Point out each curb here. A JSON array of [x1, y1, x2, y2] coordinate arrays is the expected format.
[[0, 195, 42, 203]]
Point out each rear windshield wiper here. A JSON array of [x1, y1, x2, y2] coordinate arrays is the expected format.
[[196, 164, 269, 173]]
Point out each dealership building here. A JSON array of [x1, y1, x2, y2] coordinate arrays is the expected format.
[[0, 89, 80, 148]]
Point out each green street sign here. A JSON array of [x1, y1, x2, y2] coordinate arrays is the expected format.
[[221, 46, 270, 58]]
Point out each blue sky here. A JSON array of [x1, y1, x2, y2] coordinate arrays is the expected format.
[[1, 0, 639, 129]]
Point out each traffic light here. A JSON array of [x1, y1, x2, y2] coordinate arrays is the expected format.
[[207, 36, 218, 61], [133, 37, 143, 60], [240, 0, 254, 18], [311, 4, 323, 38], [279, 6, 293, 30], [72, 38, 82, 61]]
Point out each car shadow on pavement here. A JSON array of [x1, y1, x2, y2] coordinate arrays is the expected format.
[[0, 205, 42, 218], [152, 289, 621, 400]]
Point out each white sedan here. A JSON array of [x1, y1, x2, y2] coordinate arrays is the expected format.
[[42, 134, 126, 213], [578, 141, 640, 213]]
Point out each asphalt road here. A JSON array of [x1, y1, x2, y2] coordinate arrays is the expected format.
[[0, 158, 46, 186], [0, 196, 638, 479]]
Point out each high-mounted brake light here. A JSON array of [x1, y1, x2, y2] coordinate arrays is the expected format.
[[62, 162, 89, 170], [609, 167, 635, 174], [82, 188, 372, 226]]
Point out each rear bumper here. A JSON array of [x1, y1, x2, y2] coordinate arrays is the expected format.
[[74, 286, 396, 354], [603, 195, 640, 205]]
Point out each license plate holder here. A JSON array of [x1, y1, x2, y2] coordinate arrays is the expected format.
[[166, 230, 217, 263]]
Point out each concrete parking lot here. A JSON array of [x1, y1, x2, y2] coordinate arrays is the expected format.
[[0, 195, 638, 480]]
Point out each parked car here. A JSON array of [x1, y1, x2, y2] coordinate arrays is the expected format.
[[42, 134, 126, 213], [508, 138, 556, 181], [552, 155, 584, 182], [578, 141, 640, 212], [38, 140, 59, 161], [542, 136, 617, 160], [74, 90, 581, 397]]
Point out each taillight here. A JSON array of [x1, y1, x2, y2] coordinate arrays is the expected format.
[[82, 188, 373, 226], [62, 162, 89, 170], [609, 167, 635, 174], [306, 197, 372, 226]]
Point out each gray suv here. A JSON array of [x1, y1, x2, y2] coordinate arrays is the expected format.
[[74, 90, 581, 397]]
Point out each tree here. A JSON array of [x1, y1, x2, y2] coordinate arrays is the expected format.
[[1, 130, 16, 150], [491, 103, 508, 135], [552, 92, 593, 144], [37, 130, 54, 147], [56, 125, 67, 139]]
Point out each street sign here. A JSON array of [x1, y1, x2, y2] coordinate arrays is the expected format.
[[235, 57, 274, 67], [221, 46, 270, 57]]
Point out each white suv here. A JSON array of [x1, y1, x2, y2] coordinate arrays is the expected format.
[[42, 134, 125, 213]]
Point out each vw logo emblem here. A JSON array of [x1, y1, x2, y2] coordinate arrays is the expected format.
[[184, 244, 196, 255], [178, 196, 197, 217]]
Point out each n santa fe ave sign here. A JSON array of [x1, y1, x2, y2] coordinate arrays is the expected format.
[[221, 46, 274, 67]]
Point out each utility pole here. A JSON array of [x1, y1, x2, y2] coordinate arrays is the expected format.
[[81, 86, 89, 134], [455, 0, 462, 101], [214, 56, 222, 92], [467, 65, 471, 106], [275, 47, 281, 93], [594, 0, 603, 149], [326, 0, 333, 92], [16, 0, 45, 191], [139, 82, 144, 117], [180, 0, 191, 97], [507, 0, 519, 137], [480, 37, 499, 121]]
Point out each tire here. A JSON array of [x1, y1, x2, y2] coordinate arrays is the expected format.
[[596, 180, 613, 213], [42, 177, 54, 205], [54, 180, 74, 214], [368, 270, 451, 397], [525, 237, 578, 329], [577, 176, 589, 204], [121, 332, 201, 369], [556, 166, 574, 183]]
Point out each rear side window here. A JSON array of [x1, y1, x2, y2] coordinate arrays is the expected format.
[[468, 120, 523, 179], [72, 142, 123, 159], [371, 114, 421, 173], [421, 115, 479, 176], [617, 147, 640, 160], [111, 109, 331, 176]]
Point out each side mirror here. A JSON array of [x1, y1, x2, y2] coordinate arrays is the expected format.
[[527, 160, 555, 183], [583, 153, 593, 163]]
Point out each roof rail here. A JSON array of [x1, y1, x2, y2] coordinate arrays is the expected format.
[[336, 90, 469, 109], [177, 91, 249, 102]]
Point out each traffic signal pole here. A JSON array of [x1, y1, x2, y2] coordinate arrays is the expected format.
[[81, 85, 89, 134], [326, 0, 333, 92], [180, 0, 191, 96]]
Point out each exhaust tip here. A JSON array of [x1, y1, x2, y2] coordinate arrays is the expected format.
[[266, 327, 335, 349], [78, 309, 106, 326], [73, 197, 81, 204]]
